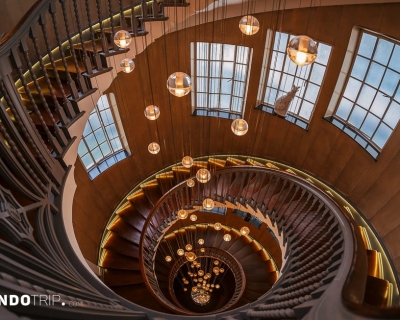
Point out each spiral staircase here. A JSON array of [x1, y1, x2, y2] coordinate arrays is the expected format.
[[0, 0, 399, 319]]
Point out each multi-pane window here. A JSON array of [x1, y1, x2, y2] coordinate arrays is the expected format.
[[191, 42, 252, 119], [332, 31, 400, 156], [78, 93, 128, 179], [258, 31, 331, 129]]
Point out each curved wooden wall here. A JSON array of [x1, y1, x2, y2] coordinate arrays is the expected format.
[[72, 3, 400, 281]]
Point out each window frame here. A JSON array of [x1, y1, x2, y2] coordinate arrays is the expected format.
[[257, 30, 332, 129], [190, 41, 253, 119], [326, 28, 400, 158]]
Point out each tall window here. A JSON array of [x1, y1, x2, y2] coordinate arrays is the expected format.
[[328, 31, 400, 158], [191, 42, 252, 119], [258, 31, 332, 129], [78, 93, 129, 179]]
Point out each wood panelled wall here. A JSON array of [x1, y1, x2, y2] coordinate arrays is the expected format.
[[72, 3, 400, 281]]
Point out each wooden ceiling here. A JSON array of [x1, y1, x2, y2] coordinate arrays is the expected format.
[[72, 2, 400, 282]]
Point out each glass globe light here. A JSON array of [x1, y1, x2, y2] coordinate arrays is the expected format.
[[185, 251, 197, 262], [187, 179, 195, 187], [209, 289, 213, 292], [213, 266, 220, 274], [196, 168, 211, 183], [148, 142, 160, 154], [219, 268, 224, 273], [198, 270, 204, 276], [198, 278, 203, 282], [223, 234, 232, 242], [166, 72, 192, 97], [165, 255, 172, 262], [240, 226, 250, 235], [144, 105, 160, 120], [184, 287, 187, 291], [193, 278, 198, 282], [211, 284, 214, 288], [197, 283, 201, 287], [214, 223, 222, 231], [214, 260, 219, 265], [120, 58, 135, 73], [215, 284, 220, 289], [114, 30, 132, 48], [185, 244, 193, 251], [177, 249, 184, 256], [203, 198, 214, 210], [231, 119, 249, 136], [192, 287, 198, 292], [191, 264, 195, 268], [200, 248, 205, 253], [287, 35, 318, 66], [178, 209, 188, 219], [190, 214, 197, 221], [239, 15, 260, 35], [206, 273, 211, 278], [198, 238, 204, 245], [182, 156, 194, 168], [184, 280, 189, 285]]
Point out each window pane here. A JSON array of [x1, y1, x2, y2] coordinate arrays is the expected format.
[[271, 51, 285, 71], [85, 133, 97, 151], [210, 43, 222, 60], [89, 113, 101, 130], [197, 60, 208, 76], [100, 142, 111, 156], [380, 69, 400, 97], [210, 61, 221, 77], [83, 123, 92, 137], [197, 42, 208, 59], [389, 45, 400, 72], [81, 154, 94, 169], [78, 141, 88, 157], [360, 113, 380, 137], [304, 83, 319, 103], [223, 44, 235, 61], [370, 93, 389, 118], [209, 78, 220, 93], [197, 77, 208, 92], [97, 95, 109, 111], [309, 63, 326, 85], [299, 101, 314, 120], [351, 56, 369, 80], [264, 88, 278, 105], [373, 39, 393, 65], [365, 62, 385, 88], [91, 147, 103, 162], [220, 95, 230, 109], [349, 106, 367, 128], [222, 62, 234, 78], [357, 85, 376, 109], [221, 78, 232, 94], [358, 33, 376, 58], [383, 101, 400, 129], [336, 98, 353, 120], [236, 46, 249, 64], [343, 78, 362, 101], [372, 123, 392, 148], [315, 43, 331, 65], [274, 32, 288, 52], [94, 129, 106, 144]]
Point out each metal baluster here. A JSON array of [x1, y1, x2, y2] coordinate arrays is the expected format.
[[49, 1, 79, 100], [118, 0, 127, 29], [95, 0, 110, 54], [84, 0, 103, 70], [0, 117, 47, 192], [72, 0, 93, 75], [0, 80, 52, 175], [59, 0, 88, 94], [12, 45, 63, 156], [107, 0, 118, 51], [29, 25, 70, 144], [39, 12, 75, 118]]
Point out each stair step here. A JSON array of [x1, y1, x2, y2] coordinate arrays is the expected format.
[[108, 217, 141, 244], [116, 202, 147, 229], [103, 268, 143, 286], [103, 232, 139, 258], [44, 56, 87, 81], [127, 190, 153, 219], [100, 250, 140, 270]]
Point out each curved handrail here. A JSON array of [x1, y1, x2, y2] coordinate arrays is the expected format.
[[138, 165, 357, 317]]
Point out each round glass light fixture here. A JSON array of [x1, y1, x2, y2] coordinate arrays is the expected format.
[[206, 273, 211, 278], [209, 289, 213, 292], [214, 260, 219, 265], [192, 287, 198, 292], [215, 284, 220, 289], [178, 209, 188, 219], [200, 248, 205, 253], [231, 119, 249, 136], [196, 168, 211, 183], [183, 287, 187, 291], [219, 268, 224, 273], [223, 234, 232, 242], [287, 35, 318, 66], [187, 179, 195, 187], [190, 214, 197, 221], [213, 266, 220, 274], [198, 238, 204, 245], [114, 30, 132, 48], [144, 105, 160, 120], [239, 15, 260, 35], [214, 223, 222, 231], [120, 58, 135, 73], [148, 142, 160, 154], [240, 226, 250, 235], [185, 244, 193, 251], [182, 156, 194, 168], [193, 278, 198, 282], [198, 270, 204, 276], [202, 198, 214, 210], [165, 255, 172, 262], [211, 284, 214, 288], [177, 249, 184, 256], [185, 251, 197, 262], [166, 72, 192, 97]]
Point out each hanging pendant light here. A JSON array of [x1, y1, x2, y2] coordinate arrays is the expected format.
[[287, 35, 318, 66], [178, 209, 188, 219], [165, 255, 172, 262], [223, 234, 231, 242], [177, 249, 185, 256], [240, 226, 250, 235], [114, 30, 132, 48], [190, 214, 197, 221], [202, 198, 214, 210], [148, 142, 160, 154], [239, 15, 260, 35], [198, 238, 204, 245], [185, 244, 193, 251], [196, 168, 211, 183], [144, 105, 160, 120], [187, 179, 195, 187], [120, 58, 135, 73], [185, 251, 197, 262], [166, 72, 192, 97], [182, 156, 194, 168], [231, 119, 249, 136], [214, 223, 222, 231]]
